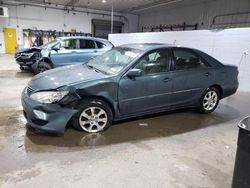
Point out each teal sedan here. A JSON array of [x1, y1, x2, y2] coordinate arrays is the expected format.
[[22, 44, 238, 135]]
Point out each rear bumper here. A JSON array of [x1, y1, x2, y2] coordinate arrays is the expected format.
[[223, 88, 238, 98], [21, 88, 77, 135], [222, 83, 239, 98]]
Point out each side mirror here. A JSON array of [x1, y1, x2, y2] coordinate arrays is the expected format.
[[127, 68, 142, 78]]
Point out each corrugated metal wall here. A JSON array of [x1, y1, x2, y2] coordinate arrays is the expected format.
[[139, 0, 250, 30]]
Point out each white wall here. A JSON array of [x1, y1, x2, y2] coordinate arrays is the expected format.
[[0, 33, 5, 53], [0, 5, 139, 47], [139, 0, 250, 31], [109, 28, 250, 91]]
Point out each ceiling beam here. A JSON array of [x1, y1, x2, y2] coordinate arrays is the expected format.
[[130, 0, 183, 13]]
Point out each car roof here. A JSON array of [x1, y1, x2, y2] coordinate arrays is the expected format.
[[118, 43, 175, 51], [58, 36, 108, 42]]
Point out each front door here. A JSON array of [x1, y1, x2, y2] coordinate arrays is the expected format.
[[50, 38, 78, 66], [3, 28, 17, 54], [119, 48, 172, 115]]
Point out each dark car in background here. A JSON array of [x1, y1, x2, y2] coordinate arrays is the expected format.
[[21, 44, 239, 135], [15, 36, 113, 74], [15, 46, 41, 71]]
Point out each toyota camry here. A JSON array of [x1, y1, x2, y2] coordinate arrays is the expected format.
[[21, 43, 239, 135]]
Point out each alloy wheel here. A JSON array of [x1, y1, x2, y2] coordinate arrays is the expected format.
[[78, 107, 108, 133], [203, 90, 218, 111]]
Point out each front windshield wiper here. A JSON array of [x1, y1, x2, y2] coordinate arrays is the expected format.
[[86, 64, 110, 75], [86, 64, 94, 69]]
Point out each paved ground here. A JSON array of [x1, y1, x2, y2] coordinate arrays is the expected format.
[[0, 54, 249, 188]]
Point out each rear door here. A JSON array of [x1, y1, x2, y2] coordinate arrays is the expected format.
[[76, 39, 98, 63], [118, 48, 173, 115], [169, 47, 215, 107]]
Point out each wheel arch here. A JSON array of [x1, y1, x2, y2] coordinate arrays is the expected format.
[[209, 84, 223, 99], [41, 57, 54, 68], [77, 95, 116, 118]]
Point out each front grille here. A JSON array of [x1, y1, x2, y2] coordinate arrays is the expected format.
[[27, 87, 34, 96]]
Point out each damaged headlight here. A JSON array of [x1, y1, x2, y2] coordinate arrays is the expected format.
[[30, 91, 69, 104], [20, 52, 35, 58]]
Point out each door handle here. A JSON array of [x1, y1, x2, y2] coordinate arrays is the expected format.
[[205, 72, 211, 77], [163, 78, 171, 82]]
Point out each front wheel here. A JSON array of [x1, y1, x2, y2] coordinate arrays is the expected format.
[[72, 99, 113, 133], [33, 61, 52, 74], [199, 87, 220, 113]]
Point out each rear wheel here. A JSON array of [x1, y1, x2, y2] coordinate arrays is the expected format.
[[199, 87, 220, 113], [72, 99, 113, 133]]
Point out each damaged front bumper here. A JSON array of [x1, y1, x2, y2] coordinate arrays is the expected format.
[[21, 88, 78, 135]]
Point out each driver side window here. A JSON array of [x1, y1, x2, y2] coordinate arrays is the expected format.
[[61, 39, 78, 49], [135, 49, 169, 75]]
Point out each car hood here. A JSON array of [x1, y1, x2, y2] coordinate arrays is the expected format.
[[28, 64, 107, 91], [16, 47, 41, 53]]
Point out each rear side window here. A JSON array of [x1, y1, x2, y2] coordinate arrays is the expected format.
[[96, 41, 106, 48], [173, 49, 210, 70], [79, 39, 96, 49]]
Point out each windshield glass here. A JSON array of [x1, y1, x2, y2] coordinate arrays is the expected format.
[[40, 39, 60, 48], [87, 48, 141, 75]]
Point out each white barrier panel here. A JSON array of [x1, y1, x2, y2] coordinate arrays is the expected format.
[[109, 28, 250, 91]]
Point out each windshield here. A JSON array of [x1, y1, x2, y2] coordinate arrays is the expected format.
[[40, 39, 60, 48], [87, 48, 141, 75]]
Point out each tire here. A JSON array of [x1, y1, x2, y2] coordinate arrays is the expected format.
[[33, 60, 52, 74], [72, 99, 113, 133], [19, 66, 25, 71], [199, 87, 220, 113]]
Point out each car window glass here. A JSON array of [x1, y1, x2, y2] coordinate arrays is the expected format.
[[173, 49, 209, 70], [79, 39, 96, 49], [87, 48, 141, 75], [61, 39, 78, 49], [134, 49, 168, 75], [96, 41, 106, 49], [52, 42, 60, 49]]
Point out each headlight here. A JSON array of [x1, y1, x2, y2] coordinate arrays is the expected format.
[[30, 91, 69, 104], [21, 52, 34, 58]]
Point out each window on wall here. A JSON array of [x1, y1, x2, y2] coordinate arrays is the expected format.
[[173, 49, 210, 70]]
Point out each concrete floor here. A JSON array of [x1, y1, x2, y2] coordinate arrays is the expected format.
[[0, 54, 249, 188]]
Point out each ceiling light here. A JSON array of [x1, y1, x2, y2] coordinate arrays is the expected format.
[[102, 0, 106, 3]]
